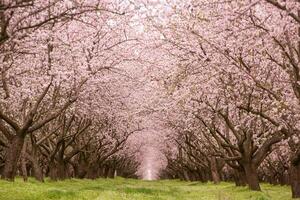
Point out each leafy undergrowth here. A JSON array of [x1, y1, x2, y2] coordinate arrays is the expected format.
[[0, 177, 295, 200]]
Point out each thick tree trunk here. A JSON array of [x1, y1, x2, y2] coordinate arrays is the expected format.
[[21, 156, 28, 182], [73, 162, 87, 179], [57, 162, 67, 180], [49, 160, 67, 180], [1, 135, 25, 181], [243, 163, 261, 191], [107, 167, 115, 179], [49, 162, 58, 181], [199, 169, 209, 182], [31, 157, 44, 182], [280, 164, 289, 185], [29, 145, 44, 182], [85, 164, 98, 179], [21, 140, 28, 182], [234, 168, 247, 186], [290, 163, 300, 198], [210, 157, 221, 184], [99, 166, 106, 177], [104, 165, 110, 178]]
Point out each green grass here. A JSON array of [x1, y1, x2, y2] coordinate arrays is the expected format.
[[0, 177, 296, 200]]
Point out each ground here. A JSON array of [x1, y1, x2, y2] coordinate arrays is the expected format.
[[0, 177, 296, 200]]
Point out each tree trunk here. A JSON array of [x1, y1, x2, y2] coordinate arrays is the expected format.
[[29, 145, 44, 182], [99, 166, 105, 177], [31, 156, 44, 182], [57, 161, 67, 180], [199, 169, 209, 182], [1, 135, 25, 181], [182, 170, 190, 181], [104, 165, 110, 178], [21, 140, 28, 182], [85, 164, 98, 179], [234, 168, 247, 186], [73, 162, 87, 179], [243, 163, 261, 191], [49, 162, 58, 181], [49, 160, 67, 181], [290, 163, 300, 198], [189, 171, 196, 181], [107, 167, 115, 179], [21, 156, 28, 182], [210, 157, 221, 184]]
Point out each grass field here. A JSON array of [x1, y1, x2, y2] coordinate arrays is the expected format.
[[0, 177, 296, 200]]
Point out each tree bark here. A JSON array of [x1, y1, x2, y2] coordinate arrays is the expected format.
[[290, 163, 300, 198], [29, 147, 44, 182], [21, 155, 27, 182], [234, 168, 247, 186], [210, 157, 221, 184], [104, 165, 110, 178], [85, 164, 98, 179], [20, 139, 28, 182], [73, 162, 87, 179], [200, 169, 209, 182], [49, 162, 58, 181], [32, 157, 44, 182], [49, 160, 67, 181], [243, 163, 261, 191], [107, 167, 115, 179], [1, 135, 25, 181], [30, 145, 44, 182]]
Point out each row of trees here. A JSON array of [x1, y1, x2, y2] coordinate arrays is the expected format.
[[0, 113, 140, 181], [1, 1, 300, 199], [0, 0, 143, 181], [152, 0, 300, 198]]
